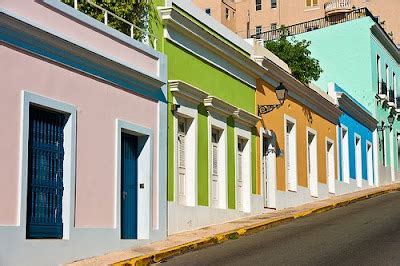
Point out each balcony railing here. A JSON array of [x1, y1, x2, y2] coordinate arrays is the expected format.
[[252, 8, 377, 41], [378, 81, 387, 95], [61, 0, 157, 48], [324, 0, 353, 16]]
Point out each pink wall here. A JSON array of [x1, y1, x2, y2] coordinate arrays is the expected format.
[[1, 0, 159, 77], [0, 45, 159, 227]]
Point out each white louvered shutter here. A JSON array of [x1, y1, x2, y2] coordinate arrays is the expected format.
[[178, 119, 186, 198]]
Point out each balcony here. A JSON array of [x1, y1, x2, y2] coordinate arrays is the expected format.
[[324, 0, 353, 16]]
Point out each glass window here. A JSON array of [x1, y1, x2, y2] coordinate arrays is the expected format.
[[306, 0, 318, 7], [256, 0, 262, 11], [225, 8, 229, 20], [205, 8, 211, 15], [271, 0, 277, 8]]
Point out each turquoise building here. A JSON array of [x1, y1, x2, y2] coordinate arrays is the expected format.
[[270, 8, 400, 186]]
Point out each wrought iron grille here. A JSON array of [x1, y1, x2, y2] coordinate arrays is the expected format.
[[252, 8, 378, 41], [26, 106, 66, 239]]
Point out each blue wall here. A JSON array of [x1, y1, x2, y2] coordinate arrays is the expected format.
[[338, 112, 374, 181]]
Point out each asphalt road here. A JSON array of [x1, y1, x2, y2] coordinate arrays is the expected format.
[[160, 191, 400, 266]]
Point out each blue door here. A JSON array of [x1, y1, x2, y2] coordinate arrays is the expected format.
[[121, 133, 138, 239], [26, 106, 66, 239]]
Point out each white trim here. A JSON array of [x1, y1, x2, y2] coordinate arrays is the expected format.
[[373, 129, 380, 186], [115, 119, 153, 240], [234, 127, 252, 213], [366, 140, 374, 187], [284, 114, 297, 192], [19, 91, 76, 239], [173, 100, 198, 207], [306, 127, 318, 198], [341, 125, 350, 184], [326, 137, 336, 194], [354, 133, 363, 188], [208, 113, 228, 209], [260, 128, 277, 208], [390, 128, 395, 182]]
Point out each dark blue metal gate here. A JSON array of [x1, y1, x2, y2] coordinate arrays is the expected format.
[[121, 133, 138, 239], [26, 106, 66, 239]]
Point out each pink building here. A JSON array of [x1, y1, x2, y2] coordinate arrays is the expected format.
[[0, 1, 167, 265]]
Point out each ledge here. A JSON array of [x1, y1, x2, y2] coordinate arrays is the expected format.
[[204, 96, 237, 118], [233, 109, 260, 127], [169, 80, 209, 104]]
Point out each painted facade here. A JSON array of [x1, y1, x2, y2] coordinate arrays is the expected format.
[[0, 1, 167, 265], [292, 14, 400, 186], [252, 43, 342, 210], [156, 0, 263, 234], [328, 83, 378, 194]]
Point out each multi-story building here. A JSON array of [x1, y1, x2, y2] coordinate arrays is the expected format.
[[191, 0, 237, 32], [0, 1, 167, 265], [191, 0, 400, 46], [257, 8, 400, 185]]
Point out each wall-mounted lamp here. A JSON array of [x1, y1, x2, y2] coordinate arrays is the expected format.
[[258, 82, 288, 116], [377, 113, 395, 131]]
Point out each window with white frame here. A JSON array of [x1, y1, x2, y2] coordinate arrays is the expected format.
[[271, 0, 277, 8], [377, 55, 382, 93], [307, 129, 318, 197], [285, 117, 297, 191], [205, 8, 211, 15], [394, 73, 397, 104], [341, 127, 350, 183], [386, 64, 390, 96], [256, 0, 262, 11], [306, 0, 318, 7], [355, 135, 362, 188], [255, 26, 262, 35]]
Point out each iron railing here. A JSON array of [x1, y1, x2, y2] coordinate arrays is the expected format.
[[324, 0, 352, 15], [379, 81, 388, 95], [62, 0, 157, 48], [252, 8, 377, 41]]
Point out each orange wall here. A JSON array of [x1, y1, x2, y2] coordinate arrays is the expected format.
[[256, 79, 338, 193]]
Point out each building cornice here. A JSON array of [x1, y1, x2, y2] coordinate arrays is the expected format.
[[204, 96, 237, 118], [233, 109, 261, 127], [336, 92, 378, 131], [0, 10, 165, 97], [371, 24, 400, 63], [260, 58, 342, 124], [169, 80, 209, 103], [159, 6, 266, 84]]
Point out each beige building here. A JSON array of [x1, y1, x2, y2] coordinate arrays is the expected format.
[[191, 0, 400, 46], [191, 0, 237, 31]]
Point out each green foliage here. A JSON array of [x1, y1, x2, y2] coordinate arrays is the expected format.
[[61, 0, 158, 43], [264, 27, 323, 84]]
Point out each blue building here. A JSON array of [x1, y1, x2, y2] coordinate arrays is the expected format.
[[328, 83, 377, 193]]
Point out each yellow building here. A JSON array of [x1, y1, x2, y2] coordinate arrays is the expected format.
[[252, 44, 342, 209]]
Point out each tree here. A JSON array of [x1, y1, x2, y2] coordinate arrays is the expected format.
[[264, 27, 323, 84], [61, 0, 156, 42]]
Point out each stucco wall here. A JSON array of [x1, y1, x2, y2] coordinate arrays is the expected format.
[[1, 0, 159, 76], [256, 79, 338, 193], [0, 45, 159, 227], [337, 112, 374, 181]]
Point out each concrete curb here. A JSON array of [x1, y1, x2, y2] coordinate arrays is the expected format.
[[114, 186, 400, 266]]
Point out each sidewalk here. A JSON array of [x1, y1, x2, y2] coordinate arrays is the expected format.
[[68, 183, 400, 266]]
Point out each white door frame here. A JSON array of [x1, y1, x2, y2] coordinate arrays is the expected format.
[[354, 133, 363, 188], [306, 127, 318, 197], [260, 128, 276, 209], [284, 115, 297, 192], [326, 137, 336, 194]]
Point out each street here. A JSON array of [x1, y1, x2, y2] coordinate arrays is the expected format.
[[161, 191, 400, 266]]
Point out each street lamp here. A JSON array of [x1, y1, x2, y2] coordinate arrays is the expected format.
[[258, 82, 288, 116], [377, 113, 395, 131]]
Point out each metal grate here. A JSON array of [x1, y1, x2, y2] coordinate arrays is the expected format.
[[26, 106, 66, 239]]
